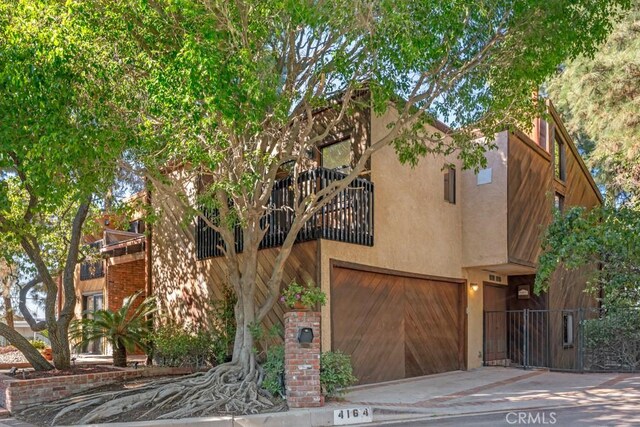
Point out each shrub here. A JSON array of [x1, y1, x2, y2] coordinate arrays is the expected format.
[[29, 339, 47, 350], [262, 345, 285, 397], [260, 346, 357, 398], [320, 351, 357, 397], [152, 325, 220, 368], [583, 310, 640, 371]]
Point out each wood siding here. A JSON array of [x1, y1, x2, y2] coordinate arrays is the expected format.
[[507, 128, 601, 267], [331, 265, 464, 384], [151, 183, 318, 339], [505, 113, 601, 369], [507, 132, 553, 267]]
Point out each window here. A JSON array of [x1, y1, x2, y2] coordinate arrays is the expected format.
[[554, 135, 566, 181], [321, 139, 351, 172], [128, 219, 145, 234], [554, 192, 565, 212], [444, 166, 456, 204], [563, 312, 574, 347]]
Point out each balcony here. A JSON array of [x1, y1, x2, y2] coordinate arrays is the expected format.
[[196, 167, 374, 260], [80, 260, 105, 281]]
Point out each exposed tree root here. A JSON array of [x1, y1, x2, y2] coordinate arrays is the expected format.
[[22, 363, 286, 425]]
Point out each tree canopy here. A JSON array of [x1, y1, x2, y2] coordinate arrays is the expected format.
[[536, 206, 640, 308], [547, 0, 640, 203], [0, 0, 135, 368], [0, 0, 632, 418]]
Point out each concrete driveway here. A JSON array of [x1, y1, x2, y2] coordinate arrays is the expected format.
[[339, 367, 640, 424]]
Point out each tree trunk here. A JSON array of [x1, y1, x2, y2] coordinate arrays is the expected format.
[[113, 341, 127, 368], [3, 295, 14, 329], [231, 298, 254, 372], [49, 324, 72, 369], [0, 322, 53, 371], [1, 264, 15, 329]]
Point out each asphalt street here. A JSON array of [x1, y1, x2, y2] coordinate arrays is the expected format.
[[371, 403, 640, 427]]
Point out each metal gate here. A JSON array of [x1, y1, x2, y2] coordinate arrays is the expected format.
[[483, 308, 640, 372]]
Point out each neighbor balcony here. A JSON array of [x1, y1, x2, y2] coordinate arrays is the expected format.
[[196, 167, 374, 260]]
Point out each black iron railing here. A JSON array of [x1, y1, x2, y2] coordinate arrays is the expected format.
[[80, 260, 105, 280], [80, 241, 105, 281], [196, 167, 374, 260]]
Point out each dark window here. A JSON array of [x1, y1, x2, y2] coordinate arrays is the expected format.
[[128, 219, 145, 234], [555, 136, 566, 181], [563, 312, 574, 347], [444, 166, 456, 204], [321, 139, 351, 172], [554, 192, 565, 212]]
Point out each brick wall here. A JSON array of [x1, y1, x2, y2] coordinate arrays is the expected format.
[[284, 311, 323, 408], [107, 258, 146, 312], [0, 367, 193, 414], [105, 258, 147, 355]]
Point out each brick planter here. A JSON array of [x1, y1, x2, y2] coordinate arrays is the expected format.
[[284, 311, 323, 408], [0, 366, 193, 414]]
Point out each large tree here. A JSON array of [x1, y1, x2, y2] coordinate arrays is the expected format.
[[536, 205, 640, 309], [0, 1, 133, 369], [546, 0, 640, 203], [41, 0, 629, 421]]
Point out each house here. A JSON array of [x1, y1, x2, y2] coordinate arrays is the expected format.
[[148, 99, 601, 384], [74, 193, 150, 354]]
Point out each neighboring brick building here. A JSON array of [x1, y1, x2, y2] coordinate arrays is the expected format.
[[74, 197, 149, 355]]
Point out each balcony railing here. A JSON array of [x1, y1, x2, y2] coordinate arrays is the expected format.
[[80, 260, 105, 281], [196, 167, 374, 260], [80, 241, 105, 281]]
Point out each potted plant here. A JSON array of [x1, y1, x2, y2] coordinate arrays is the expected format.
[[280, 280, 327, 310], [41, 347, 53, 361]]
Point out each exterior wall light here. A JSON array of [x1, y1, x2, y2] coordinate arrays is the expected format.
[[298, 327, 314, 344], [470, 283, 479, 292]]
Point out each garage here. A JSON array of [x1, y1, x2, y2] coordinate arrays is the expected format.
[[331, 263, 466, 384]]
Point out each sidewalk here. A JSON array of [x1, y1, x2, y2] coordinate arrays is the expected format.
[[7, 367, 640, 426]]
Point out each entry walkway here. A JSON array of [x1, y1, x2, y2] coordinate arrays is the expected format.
[[340, 367, 640, 420]]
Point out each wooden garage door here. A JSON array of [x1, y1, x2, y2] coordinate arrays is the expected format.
[[331, 265, 465, 385]]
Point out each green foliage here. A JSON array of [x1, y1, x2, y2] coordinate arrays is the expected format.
[[261, 345, 285, 397], [320, 351, 358, 397], [546, 1, 640, 203], [202, 285, 237, 363], [280, 281, 327, 309], [260, 346, 357, 398], [151, 325, 220, 368], [29, 339, 46, 350], [583, 309, 640, 371], [153, 287, 237, 367], [536, 205, 640, 307], [70, 291, 156, 365]]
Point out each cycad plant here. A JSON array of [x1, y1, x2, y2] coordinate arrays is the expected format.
[[70, 291, 155, 367]]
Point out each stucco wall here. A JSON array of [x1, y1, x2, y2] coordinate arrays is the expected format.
[[461, 132, 509, 268], [151, 170, 220, 330], [320, 110, 466, 351]]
